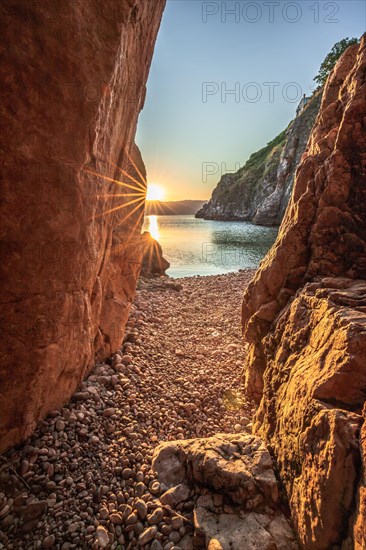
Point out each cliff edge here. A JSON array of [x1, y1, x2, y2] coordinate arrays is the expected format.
[[196, 92, 322, 225]]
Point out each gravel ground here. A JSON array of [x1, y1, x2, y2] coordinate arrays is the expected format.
[[0, 270, 256, 550]]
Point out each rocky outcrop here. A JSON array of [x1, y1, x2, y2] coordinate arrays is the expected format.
[[0, 0, 165, 452], [196, 92, 321, 225], [152, 434, 298, 549], [141, 231, 170, 276], [242, 36, 366, 549]]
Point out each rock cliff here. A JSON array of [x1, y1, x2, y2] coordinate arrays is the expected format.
[[196, 92, 321, 225], [0, 0, 166, 452], [242, 36, 366, 549]]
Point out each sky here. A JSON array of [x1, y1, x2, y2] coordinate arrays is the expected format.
[[136, 0, 365, 201]]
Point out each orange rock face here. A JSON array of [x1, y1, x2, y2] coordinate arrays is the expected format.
[[0, 0, 165, 452], [242, 36, 366, 548]]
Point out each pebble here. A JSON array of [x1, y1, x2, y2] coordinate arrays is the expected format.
[[96, 525, 110, 548], [103, 407, 116, 417], [134, 499, 148, 520], [138, 525, 158, 546], [171, 516, 183, 529], [169, 530, 181, 544], [148, 507, 164, 525], [43, 534, 56, 548], [55, 420, 65, 431], [68, 521, 79, 533], [150, 481, 161, 495], [122, 468, 133, 479], [109, 512, 123, 525]]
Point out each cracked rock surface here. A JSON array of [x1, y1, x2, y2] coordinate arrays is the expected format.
[[152, 434, 297, 550]]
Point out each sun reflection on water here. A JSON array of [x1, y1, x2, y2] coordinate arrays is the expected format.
[[147, 215, 160, 241]]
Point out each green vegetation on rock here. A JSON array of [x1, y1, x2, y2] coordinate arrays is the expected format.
[[244, 129, 287, 171], [196, 91, 322, 224], [313, 37, 359, 87]]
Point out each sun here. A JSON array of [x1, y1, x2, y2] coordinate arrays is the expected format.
[[146, 184, 165, 201]]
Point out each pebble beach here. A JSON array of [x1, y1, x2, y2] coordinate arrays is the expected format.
[[0, 270, 256, 550]]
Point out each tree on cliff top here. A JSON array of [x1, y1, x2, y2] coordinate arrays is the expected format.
[[314, 37, 359, 87]]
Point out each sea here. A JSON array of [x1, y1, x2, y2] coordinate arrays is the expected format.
[[142, 215, 278, 278]]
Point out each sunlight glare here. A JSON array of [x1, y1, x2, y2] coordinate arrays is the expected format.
[[148, 215, 160, 240], [146, 184, 165, 201]]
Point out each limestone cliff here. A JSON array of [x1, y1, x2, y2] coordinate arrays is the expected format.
[[0, 0, 166, 452], [196, 92, 321, 225], [242, 36, 366, 549]]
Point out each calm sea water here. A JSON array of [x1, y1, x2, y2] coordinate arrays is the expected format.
[[142, 215, 278, 278]]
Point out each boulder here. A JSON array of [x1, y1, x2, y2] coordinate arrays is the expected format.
[[152, 433, 278, 507], [140, 231, 170, 276], [152, 434, 297, 549]]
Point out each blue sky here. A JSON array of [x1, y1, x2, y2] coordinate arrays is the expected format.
[[136, 0, 365, 200]]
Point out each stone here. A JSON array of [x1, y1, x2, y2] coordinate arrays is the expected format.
[[147, 507, 164, 525], [103, 408, 116, 418], [43, 534, 56, 549], [150, 481, 161, 495], [55, 420, 65, 432], [171, 516, 183, 529], [152, 434, 278, 506], [169, 530, 181, 544], [109, 512, 123, 525], [21, 500, 47, 521], [138, 525, 158, 546], [134, 499, 148, 520], [160, 485, 191, 507], [68, 522, 79, 533], [96, 525, 110, 549], [126, 512, 138, 525], [122, 468, 133, 480]]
